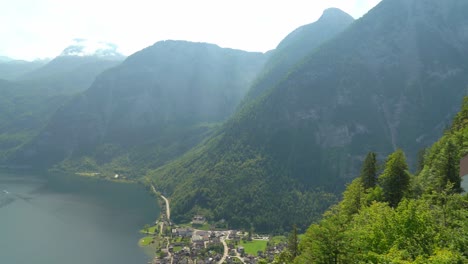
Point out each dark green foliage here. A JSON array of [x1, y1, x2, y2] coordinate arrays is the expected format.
[[416, 148, 427, 174], [287, 225, 299, 258], [378, 149, 410, 207], [436, 140, 461, 192], [294, 96, 468, 264], [418, 97, 468, 193], [360, 152, 377, 189]]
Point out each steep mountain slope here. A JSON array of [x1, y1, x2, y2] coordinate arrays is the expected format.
[[0, 59, 48, 80], [0, 79, 68, 162], [242, 8, 354, 104], [292, 99, 468, 264], [150, 0, 468, 232], [13, 41, 266, 174], [0, 43, 124, 162], [19, 42, 124, 94]]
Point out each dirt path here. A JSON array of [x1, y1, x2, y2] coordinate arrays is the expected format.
[[150, 184, 170, 221], [160, 195, 170, 221]]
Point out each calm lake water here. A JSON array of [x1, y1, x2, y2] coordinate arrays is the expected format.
[[0, 171, 159, 264]]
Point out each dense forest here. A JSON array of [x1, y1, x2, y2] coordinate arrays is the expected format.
[[272, 98, 468, 263]]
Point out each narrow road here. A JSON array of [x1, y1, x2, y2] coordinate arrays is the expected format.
[[161, 195, 170, 221], [150, 184, 170, 221], [218, 231, 230, 264]]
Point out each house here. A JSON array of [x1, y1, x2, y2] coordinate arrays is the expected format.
[[174, 228, 194, 238], [192, 234, 203, 242], [193, 240, 205, 249], [192, 215, 206, 225]]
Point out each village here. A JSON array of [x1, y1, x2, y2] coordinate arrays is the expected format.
[[140, 185, 288, 264]]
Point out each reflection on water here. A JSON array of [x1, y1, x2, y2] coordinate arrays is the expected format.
[[0, 171, 159, 264]]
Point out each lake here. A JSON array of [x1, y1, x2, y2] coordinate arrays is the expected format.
[[0, 171, 159, 264]]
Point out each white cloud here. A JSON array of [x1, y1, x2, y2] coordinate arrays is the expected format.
[[0, 0, 381, 60]]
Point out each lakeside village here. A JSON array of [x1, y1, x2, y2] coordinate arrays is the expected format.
[[140, 185, 289, 264]]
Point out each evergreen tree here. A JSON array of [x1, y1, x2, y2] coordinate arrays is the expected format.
[[360, 152, 377, 189], [378, 149, 410, 207], [288, 224, 299, 258], [435, 139, 462, 193], [341, 178, 366, 217], [416, 148, 427, 174]]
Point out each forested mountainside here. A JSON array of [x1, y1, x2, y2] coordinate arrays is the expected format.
[[241, 8, 354, 104], [0, 79, 66, 161], [149, 0, 468, 232], [284, 97, 468, 264], [0, 44, 125, 163], [12, 41, 267, 175]]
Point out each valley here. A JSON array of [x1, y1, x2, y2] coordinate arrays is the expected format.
[[1, 0, 468, 263]]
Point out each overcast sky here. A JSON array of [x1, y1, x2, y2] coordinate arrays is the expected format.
[[0, 0, 381, 61]]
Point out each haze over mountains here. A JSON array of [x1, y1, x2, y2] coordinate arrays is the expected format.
[[12, 41, 267, 174], [242, 8, 354, 104], [1, 0, 468, 234], [0, 41, 125, 161]]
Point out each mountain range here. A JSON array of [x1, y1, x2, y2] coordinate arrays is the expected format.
[[11, 41, 267, 175], [0, 43, 125, 161], [2, 0, 468, 233]]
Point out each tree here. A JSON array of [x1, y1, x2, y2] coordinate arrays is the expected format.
[[434, 139, 462, 193], [288, 224, 299, 258], [416, 148, 427, 174], [360, 152, 378, 189], [378, 149, 410, 207], [340, 178, 366, 217], [294, 206, 350, 264]]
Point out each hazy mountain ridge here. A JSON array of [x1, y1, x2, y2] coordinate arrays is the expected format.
[[241, 8, 354, 105], [0, 43, 125, 161], [13, 40, 267, 174], [149, 0, 468, 231], [0, 59, 48, 81]]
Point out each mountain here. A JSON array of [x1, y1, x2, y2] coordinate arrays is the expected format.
[[12, 40, 267, 175], [19, 41, 125, 94], [0, 59, 48, 81], [0, 79, 68, 161], [0, 43, 125, 161], [149, 0, 468, 232], [242, 8, 354, 104]]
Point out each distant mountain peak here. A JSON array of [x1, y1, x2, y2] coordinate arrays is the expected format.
[[319, 7, 354, 22], [59, 39, 125, 59]]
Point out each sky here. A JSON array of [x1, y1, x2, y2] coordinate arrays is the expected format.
[[0, 0, 381, 61]]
